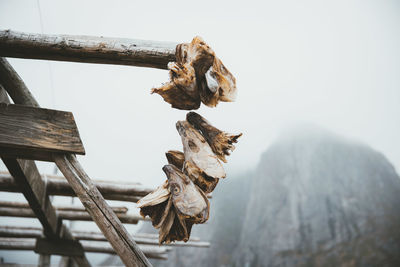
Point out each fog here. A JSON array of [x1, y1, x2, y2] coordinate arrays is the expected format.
[[0, 0, 400, 264]]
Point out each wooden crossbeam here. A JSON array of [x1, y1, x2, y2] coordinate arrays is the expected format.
[[0, 60, 91, 267], [0, 207, 143, 224], [0, 200, 128, 214], [0, 30, 177, 69], [0, 226, 210, 248], [0, 172, 150, 202], [0, 103, 85, 161], [0, 238, 168, 260]]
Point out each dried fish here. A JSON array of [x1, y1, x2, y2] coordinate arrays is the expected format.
[[186, 112, 242, 163], [176, 120, 225, 179], [152, 36, 236, 110]]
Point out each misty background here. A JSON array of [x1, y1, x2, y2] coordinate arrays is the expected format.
[[0, 0, 400, 265]]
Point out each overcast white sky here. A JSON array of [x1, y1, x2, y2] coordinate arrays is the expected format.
[[1, 0, 400, 264], [0, 0, 399, 186], [0, 0, 399, 183]]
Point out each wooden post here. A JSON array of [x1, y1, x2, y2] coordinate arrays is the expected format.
[[38, 254, 51, 267], [0, 58, 39, 107], [55, 154, 152, 267], [0, 30, 177, 69]]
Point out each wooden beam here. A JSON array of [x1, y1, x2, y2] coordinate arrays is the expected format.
[[0, 200, 128, 214], [0, 64, 91, 267], [0, 30, 177, 69], [0, 207, 144, 224], [38, 254, 51, 267], [0, 103, 85, 161], [0, 238, 168, 260], [0, 172, 149, 202], [55, 154, 152, 267], [0, 226, 210, 248], [0, 58, 39, 107]]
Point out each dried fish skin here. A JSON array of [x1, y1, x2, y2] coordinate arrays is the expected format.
[[183, 161, 219, 194], [151, 62, 200, 110], [205, 57, 237, 103], [186, 112, 242, 163], [176, 120, 226, 179], [176, 36, 215, 77], [165, 150, 185, 169], [152, 36, 236, 110], [162, 164, 209, 223], [136, 180, 170, 208]]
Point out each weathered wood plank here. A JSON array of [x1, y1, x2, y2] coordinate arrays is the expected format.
[[0, 67, 91, 267], [0, 30, 177, 69], [54, 154, 152, 267], [0, 103, 85, 159]]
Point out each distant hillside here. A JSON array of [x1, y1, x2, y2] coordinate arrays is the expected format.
[[143, 127, 400, 267]]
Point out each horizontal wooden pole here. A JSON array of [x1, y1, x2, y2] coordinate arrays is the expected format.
[[0, 171, 152, 202], [0, 226, 210, 248], [0, 207, 147, 224], [0, 30, 177, 69], [0, 200, 128, 214], [0, 238, 168, 260]]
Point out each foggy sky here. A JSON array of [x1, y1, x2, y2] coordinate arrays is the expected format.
[[0, 0, 399, 187]]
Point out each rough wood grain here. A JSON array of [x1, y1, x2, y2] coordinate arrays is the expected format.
[[0, 226, 210, 247], [54, 154, 152, 267], [0, 172, 150, 202], [0, 58, 39, 107], [0, 207, 143, 224], [0, 103, 85, 160], [0, 30, 177, 69], [0, 201, 128, 214]]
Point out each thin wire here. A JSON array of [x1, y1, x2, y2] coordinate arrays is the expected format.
[[36, 0, 56, 108]]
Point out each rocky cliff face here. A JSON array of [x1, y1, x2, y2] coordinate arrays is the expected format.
[[147, 127, 400, 267]]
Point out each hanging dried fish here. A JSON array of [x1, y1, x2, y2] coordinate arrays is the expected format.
[[176, 120, 225, 178], [186, 112, 242, 163], [152, 36, 237, 110], [176, 120, 224, 193]]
